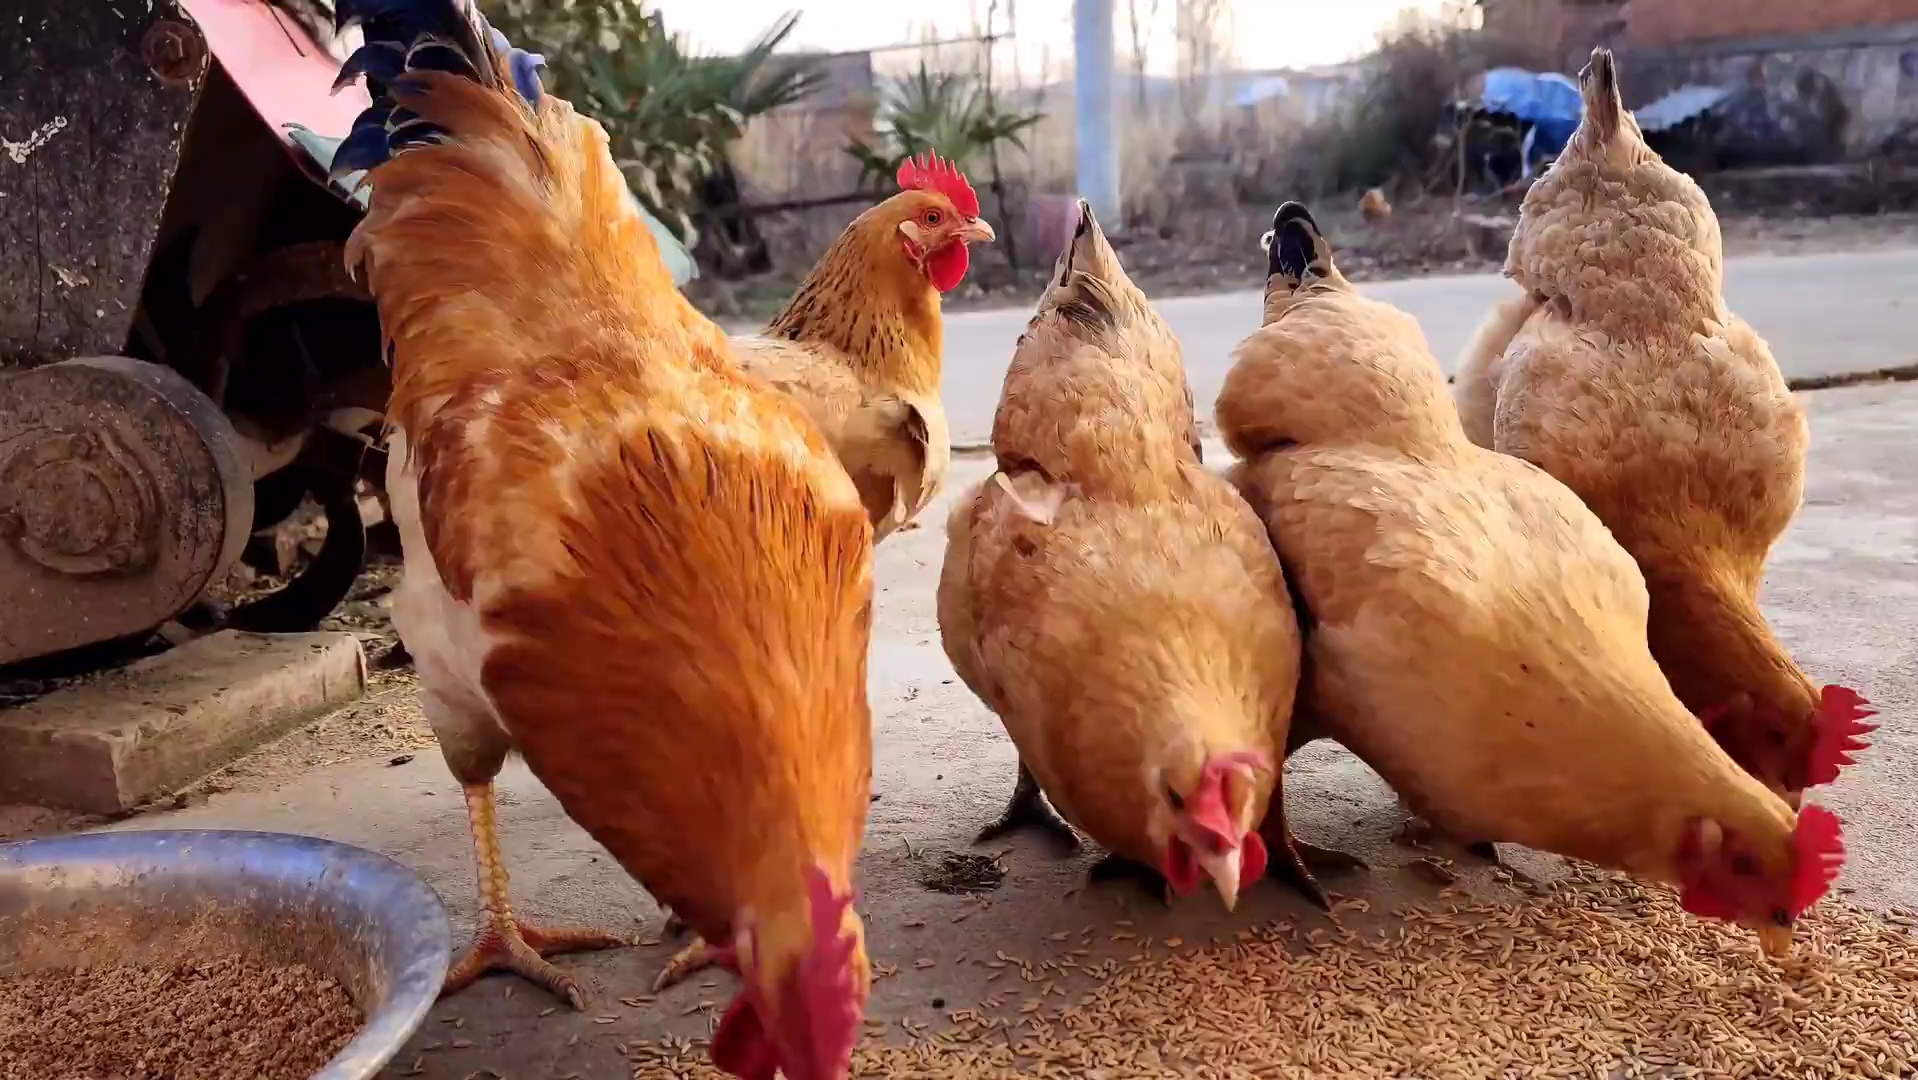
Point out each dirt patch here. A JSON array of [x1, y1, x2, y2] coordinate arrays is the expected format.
[[0, 955, 361, 1080], [629, 865, 1918, 1078], [918, 851, 1007, 896]]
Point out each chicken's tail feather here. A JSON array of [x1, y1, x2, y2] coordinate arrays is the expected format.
[[333, 0, 702, 439], [330, 0, 544, 178]]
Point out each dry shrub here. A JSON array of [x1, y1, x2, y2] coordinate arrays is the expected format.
[[1269, 12, 1560, 199]]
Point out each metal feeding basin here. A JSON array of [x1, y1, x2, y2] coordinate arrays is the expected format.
[[0, 829, 451, 1080]]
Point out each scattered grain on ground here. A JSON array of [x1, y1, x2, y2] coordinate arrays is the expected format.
[[0, 955, 362, 1080], [626, 864, 1918, 1079]]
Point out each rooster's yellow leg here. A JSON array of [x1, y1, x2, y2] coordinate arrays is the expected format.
[[443, 782, 635, 1010]]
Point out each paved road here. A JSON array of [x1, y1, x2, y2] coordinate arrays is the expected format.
[[941, 247, 1918, 446]]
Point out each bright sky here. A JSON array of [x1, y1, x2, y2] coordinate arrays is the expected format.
[[650, 0, 1455, 76]]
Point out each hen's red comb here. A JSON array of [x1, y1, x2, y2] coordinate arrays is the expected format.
[[1186, 751, 1273, 849], [1789, 804, 1845, 915], [1807, 684, 1877, 787], [896, 152, 980, 218]]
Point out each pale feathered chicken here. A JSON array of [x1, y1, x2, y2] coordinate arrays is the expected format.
[[1453, 48, 1875, 803], [938, 203, 1354, 912], [1220, 202, 1846, 956]]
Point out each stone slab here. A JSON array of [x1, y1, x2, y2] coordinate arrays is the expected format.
[[0, 630, 366, 813]]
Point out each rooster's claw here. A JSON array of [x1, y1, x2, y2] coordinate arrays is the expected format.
[[443, 919, 632, 1010]]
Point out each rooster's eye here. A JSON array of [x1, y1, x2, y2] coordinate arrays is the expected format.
[[1731, 853, 1759, 875], [1166, 786, 1185, 810], [924, 209, 942, 226]]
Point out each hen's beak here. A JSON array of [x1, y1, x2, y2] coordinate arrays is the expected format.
[[1757, 923, 1794, 958], [961, 218, 997, 244], [1196, 847, 1244, 912]]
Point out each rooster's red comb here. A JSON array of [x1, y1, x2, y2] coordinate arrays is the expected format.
[[801, 864, 858, 977], [897, 152, 980, 219], [1807, 684, 1877, 787], [1789, 804, 1845, 915]]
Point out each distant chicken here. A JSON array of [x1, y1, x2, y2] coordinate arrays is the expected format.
[[938, 202, 1354, 912], [1219, 201, 1845, 955], [733, 156, 995, 542], [335, 3, 873, 1076], [1358, 187, 1392, 224], [1453, 48, 1875, 802]]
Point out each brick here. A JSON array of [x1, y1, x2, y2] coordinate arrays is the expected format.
[[0, 630, 367, 813]]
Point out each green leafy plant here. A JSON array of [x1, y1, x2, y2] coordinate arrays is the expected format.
[[846, 62, 1044, 189], [484, 0, 826, 243]]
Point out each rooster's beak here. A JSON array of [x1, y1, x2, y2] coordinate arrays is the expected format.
[[1196, 847, 1243, 912], [961, 218, 996, 244]]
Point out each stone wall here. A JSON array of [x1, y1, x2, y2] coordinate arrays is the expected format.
[[1618, 21, 1918, 160]]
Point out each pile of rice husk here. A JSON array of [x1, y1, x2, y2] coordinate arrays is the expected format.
[[0, 955, 362, 1080], [628, 865, 1918, 1079]]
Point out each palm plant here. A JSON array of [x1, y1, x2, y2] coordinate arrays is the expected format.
[[484, 0, 825, 243], [847, 62, 1044, 190]]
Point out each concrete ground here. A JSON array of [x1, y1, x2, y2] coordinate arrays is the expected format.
[[101, 374, 1918, 1079], [940, 249, 1918, 445]]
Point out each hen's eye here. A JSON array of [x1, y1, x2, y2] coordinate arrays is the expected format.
[[1166, 787, 1185, 810], [1731, 853, 1760, 875], [924, 209, 942, 226]]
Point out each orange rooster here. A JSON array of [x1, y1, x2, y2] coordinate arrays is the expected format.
[[1221, 202, 1847, 955], [334, 3, 871, 1076], [1454, 48, 1876, 802], [732, 158, 995, 542]]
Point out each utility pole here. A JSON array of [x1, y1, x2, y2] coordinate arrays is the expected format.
[[1074, 0, 1120, 229]]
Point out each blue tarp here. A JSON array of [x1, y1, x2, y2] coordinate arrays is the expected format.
[[1480, 67, 1583, 160]]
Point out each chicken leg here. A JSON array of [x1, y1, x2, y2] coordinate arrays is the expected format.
[[1260, 796, 1367, 911], [443, 782, 635, 1009], [1394, 803, 1506, 866], [976, 762, 1081, 853]]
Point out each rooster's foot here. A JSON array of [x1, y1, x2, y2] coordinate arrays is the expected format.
[[447, 780, 633, 1010], [1088, 852, 1173, 906], [444, 919, 633, 1010], [653, 935, 738, 993], [975, 762, 1081, 854]]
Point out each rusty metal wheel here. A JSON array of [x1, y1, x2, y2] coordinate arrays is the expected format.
[[0, 356, 253, 664], [222, 427, 370, 635]]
